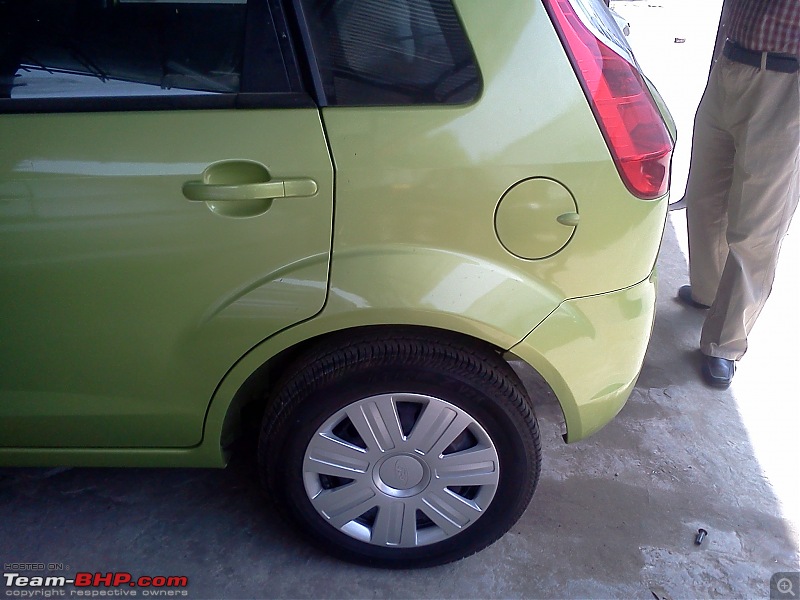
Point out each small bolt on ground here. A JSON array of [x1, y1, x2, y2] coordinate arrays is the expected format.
[[695, 529, 708, 545]]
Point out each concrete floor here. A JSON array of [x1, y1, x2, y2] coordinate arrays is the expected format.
[[2, 1, 799, 598]]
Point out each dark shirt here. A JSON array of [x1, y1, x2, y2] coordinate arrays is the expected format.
[[727, 0, 800, 56]]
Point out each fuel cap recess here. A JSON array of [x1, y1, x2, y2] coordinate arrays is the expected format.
[[494, 177, 579, 260]]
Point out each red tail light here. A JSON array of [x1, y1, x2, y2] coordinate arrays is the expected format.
[[544, 0, 673, 200]]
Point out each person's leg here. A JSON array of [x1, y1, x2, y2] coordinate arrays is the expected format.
[[700, 64, 800, 361], [685, 60, 736, 307]]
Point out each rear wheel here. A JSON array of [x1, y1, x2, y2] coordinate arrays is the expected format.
[[258, 330, 541, 568]]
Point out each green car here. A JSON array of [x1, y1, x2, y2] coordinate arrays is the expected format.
[[0, 0, 674, 567]]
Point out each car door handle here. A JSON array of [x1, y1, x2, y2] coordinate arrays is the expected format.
[[182, 178, 318, 202]]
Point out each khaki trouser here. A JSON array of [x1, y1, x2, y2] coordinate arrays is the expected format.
[[685, 54, 799, 361]]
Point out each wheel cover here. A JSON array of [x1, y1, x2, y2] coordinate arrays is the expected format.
[[302, 393, 500, 548]]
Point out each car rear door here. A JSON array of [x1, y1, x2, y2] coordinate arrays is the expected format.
[[0, 0, 333, 448]]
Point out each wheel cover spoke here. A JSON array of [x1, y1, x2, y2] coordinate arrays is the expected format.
[[304, 433, 370, 477], [420, 488, 479, 532], [344, 399, 404, 453], [433, 446, 499, 487], [303, 393, 500, 548], [407, 400, 464, 455], [370, 501, 408, 546], [312, 483, 378, 528]]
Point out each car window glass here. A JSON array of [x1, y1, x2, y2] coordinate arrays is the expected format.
[[0, 0, 247, 100], [299, 0, 480, 106]]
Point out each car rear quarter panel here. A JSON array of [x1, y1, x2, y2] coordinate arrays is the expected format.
[[313, 0, 667, 338], [202, 0, 670, 455], [208, 0, 671, 458]]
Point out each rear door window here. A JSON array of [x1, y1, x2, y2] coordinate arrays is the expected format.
[[297, 0, 481, 106], [1, 1, 247, 98], [0, 0, 303, 110]]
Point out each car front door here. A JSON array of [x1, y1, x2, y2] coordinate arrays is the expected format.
[[0, 0, 333, 448]]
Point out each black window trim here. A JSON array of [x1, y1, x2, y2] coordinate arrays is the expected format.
[[0, 92, 315, 114], [286, 0, 329, 107], [0, 0, 316, 115]]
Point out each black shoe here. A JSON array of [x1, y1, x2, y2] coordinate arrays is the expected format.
[[678, 285, 710, 309], [701, 355, 735, 388]]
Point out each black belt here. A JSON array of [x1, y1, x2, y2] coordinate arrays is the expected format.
[[724, 40, 799, 74]]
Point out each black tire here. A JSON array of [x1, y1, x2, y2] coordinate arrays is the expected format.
[[258, 329, 541, 568]]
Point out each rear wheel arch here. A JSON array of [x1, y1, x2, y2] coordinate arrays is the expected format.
[[216, 325, 526, 453]]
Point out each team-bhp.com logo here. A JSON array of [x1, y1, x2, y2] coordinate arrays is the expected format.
[[4, 572, 189, 597]]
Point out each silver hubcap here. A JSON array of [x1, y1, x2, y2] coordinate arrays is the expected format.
[[302, 393, 500, 548]]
